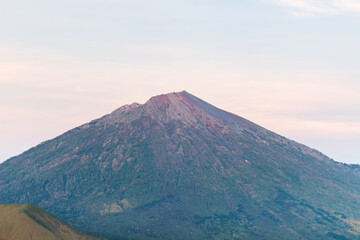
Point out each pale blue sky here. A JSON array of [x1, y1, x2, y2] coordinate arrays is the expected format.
[[1, 0, 359, 163]]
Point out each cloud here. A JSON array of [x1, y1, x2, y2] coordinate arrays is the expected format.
[[270, 0, 360, 16]]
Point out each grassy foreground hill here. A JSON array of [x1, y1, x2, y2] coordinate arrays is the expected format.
[[1, 91, 360, 239], [0, 203, 104, 240]]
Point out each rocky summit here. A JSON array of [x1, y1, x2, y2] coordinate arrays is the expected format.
[[1, 91, 360, 239]]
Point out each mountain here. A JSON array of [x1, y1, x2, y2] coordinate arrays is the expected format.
[[1, 91, 360, 239], [0, 203, 104, 240]]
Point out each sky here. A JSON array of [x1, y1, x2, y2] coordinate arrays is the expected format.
[[0, 0, 359, 164]]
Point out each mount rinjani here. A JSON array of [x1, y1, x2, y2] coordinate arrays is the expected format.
[[0, 91, 359, 240]]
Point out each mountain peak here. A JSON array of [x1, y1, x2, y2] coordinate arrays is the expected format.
[[143, 91, 203, 124], [146, 91, 190, 107], [145, 91, 255, 129], [99, 91, 256, 133]]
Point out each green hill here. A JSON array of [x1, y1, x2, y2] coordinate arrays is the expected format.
[[0, 203, 104, 240], [1, 91, 360, 239]]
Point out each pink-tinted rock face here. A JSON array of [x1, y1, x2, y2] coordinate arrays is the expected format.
[[99, 91, 257, 136]]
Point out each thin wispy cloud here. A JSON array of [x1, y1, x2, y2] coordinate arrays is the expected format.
[[271, 0, 360, 16]]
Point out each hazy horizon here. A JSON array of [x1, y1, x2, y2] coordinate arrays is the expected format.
[[1, 0, 359, 164]]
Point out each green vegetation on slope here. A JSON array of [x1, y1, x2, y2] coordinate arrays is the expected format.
[[0, 203, 104, 240]]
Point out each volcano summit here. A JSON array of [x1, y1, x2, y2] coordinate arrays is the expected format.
[[1, 91, 359, 239]]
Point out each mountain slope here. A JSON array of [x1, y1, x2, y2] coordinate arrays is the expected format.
[[1, 91, 360, 239], [0, 203, 104, 240]]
